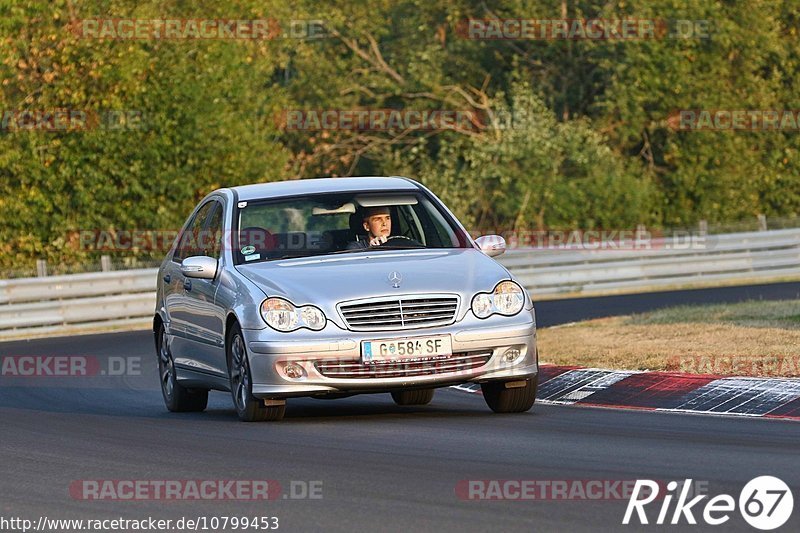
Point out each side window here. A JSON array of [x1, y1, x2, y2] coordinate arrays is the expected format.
[[205, 202, 224, 259], [174, 201, 213, 262]]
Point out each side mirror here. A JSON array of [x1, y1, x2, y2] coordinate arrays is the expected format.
[[181, 256, 218, 280], [475, 235, 506, 257]]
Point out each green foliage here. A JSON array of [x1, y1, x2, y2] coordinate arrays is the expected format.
[[390, 84, 656, 230]]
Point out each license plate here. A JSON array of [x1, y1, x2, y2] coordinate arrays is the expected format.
[[362, 335, 452, 364]]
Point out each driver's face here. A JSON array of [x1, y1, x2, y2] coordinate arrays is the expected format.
[[363, 214, 391, 238]]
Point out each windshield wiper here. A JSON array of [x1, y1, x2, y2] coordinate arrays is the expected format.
[[326, 248, 372, 255], [328, 245, 426, 254]]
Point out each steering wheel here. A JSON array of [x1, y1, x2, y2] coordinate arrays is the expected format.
[[373, 235, 425, 248]]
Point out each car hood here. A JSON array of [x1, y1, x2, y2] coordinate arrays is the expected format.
[[235, 248, 512, 322]]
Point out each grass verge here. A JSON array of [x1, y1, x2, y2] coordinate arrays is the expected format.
[[537, 299, 800, 377]]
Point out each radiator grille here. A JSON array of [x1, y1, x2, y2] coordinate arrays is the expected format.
[[339, 296, 458, 331]]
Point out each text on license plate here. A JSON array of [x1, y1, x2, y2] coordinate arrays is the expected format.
[[362, 335, 452, 363]]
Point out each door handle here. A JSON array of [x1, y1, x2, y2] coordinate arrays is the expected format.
[[163, 274, 171, 283], [183, 279, 192, 291]]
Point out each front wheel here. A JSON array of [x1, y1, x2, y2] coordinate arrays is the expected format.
[[481, 376, 537, 413], [156, 323, 208, 412], [228, 323, 285, 422]]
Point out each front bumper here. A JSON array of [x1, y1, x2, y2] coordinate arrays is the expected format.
[[242, 309, 537, 398]]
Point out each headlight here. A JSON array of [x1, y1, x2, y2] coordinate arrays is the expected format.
[[471, 281, 525, 318], [260, 298, 326, 332], [471, 293, 494, 319], [493, 281, 525, 315]]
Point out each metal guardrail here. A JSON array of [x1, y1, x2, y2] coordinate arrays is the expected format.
[[0, 269, 157, 305], [0, 228, 799, 338], [0, 269, 158, 337], [505, 228, 800, 295]]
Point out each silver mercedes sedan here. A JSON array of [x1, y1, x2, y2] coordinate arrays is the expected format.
[[154, 177, 538, 421]]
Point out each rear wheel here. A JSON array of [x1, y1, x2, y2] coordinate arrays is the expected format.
[[156, 323, 208, 412], [391, 388, 435, 406], [481, 376, 537, 413], [228, 323, 285, 422]]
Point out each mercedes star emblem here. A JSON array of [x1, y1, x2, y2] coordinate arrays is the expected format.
[[388, 271, 402, 288]]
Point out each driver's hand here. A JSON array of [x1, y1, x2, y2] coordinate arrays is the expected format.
[[369, 235, 388, 246]]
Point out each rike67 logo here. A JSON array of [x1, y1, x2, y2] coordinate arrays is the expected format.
[[624, 476, 794, 530]]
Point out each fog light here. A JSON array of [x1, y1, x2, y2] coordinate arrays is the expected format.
[[502, 348, 521, 363], [283, 362, 306, 379]]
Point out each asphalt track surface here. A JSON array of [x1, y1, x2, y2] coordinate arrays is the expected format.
[[1, 281, 799, 532], [535, 280, 800, 327]]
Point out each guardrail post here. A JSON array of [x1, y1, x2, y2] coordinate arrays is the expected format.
[[36, 259, 48, 277], [101, 255, 113, 272], [635, 224, 650, 249], [757, 214, 767, 231], [699, 220, 708, 236]]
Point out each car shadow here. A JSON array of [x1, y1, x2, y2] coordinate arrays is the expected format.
[[0, 384, 522, 422]]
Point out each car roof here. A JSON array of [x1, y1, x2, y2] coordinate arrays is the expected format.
[[230, 176, 420, 201]]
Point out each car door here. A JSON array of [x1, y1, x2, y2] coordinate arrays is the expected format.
[[179, 199, 228, 376], [166, 200, 214, 371]]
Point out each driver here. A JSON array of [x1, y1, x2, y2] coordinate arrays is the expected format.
[[348, 206, 392, 249]]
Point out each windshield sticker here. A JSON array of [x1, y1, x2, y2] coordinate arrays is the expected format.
[[244, 253, 261, 262], [241, 245, 256, 255]]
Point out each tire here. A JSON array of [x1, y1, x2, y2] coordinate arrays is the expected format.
[[481, 376, 537, 413], [156, 323, 208, 412], [391, 388, 435, 406], [227, 323, 285, 422]]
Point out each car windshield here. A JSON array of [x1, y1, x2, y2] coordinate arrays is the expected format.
[[234, 191, 470, 264]]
